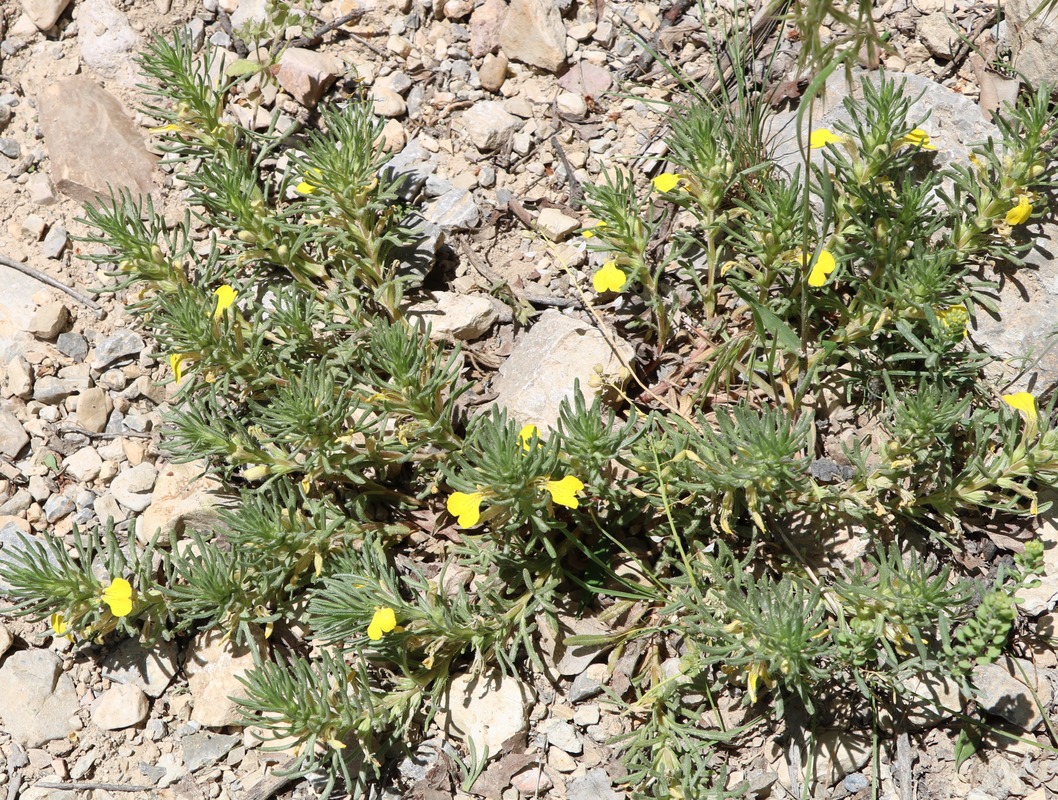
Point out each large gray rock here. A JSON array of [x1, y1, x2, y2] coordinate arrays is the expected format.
[[499, 0, 566, 72], [490, 309, 634, 432], [973, 657, 1054, 730], [0, 650, 80, 747], [38, 77, 156, 204], [77, 0, 141, 85]]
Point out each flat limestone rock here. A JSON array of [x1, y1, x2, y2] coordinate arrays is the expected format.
[[38, 76, 156, 204], [490, 309, 634, 433], [0, 649, 80, 747]]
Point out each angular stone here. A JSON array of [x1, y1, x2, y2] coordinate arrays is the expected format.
[[42, 225, 68, 259], [137, 460, 227, 547], [43, 494, 75, 523], [111, 462, 157, 512], [424, 188, 480, 230], [470, 0, 506, 57], [22, 0, 72, 29], [371, 88, 406, 119], [27, 301, 69, 340], [34, 376, 71, 405], [0, 408, 29, 458], [181, 732, 240, 772], [443, 670, 534, 754], [78, 0, 141, 85], [535, 719, 582, 755], [0, 649, 80, 747], [490, 309, 635, 432], [536, 208, 580, 241], [569, 663, 607, 702], [973, 657, 1054, 730], [39, 77, 155, 204], [499, 0, 566, 72], [64, 447, 103, 483], [918, 13, 956, 59], [56, 332, 89, 362], [91, 684, 149, 730], [406, 291, 498, 341], [6, 356, 34, 399], [91, 329, 145, 370], [511, 767, 553, 795], [186, 627, 267, 727], [275, 48, 342, 107], [0, 623, 12, 659], [1005, 0, 1058, 91], [567, 768, 620, 800], [558, 62, 613, 97], [76, 386, 112, 433], [27, 173, 60, 206], [102, 637, 181, 698], [459, 101, 521, 151]]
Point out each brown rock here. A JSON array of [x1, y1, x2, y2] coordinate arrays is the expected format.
[[26, 301, 69, 340], [479, 52, 508, 93], [75, 387, 112, 433], [499, 0, 566, 72], [38, 77, 156, 204], [275, 48, 342, 107]]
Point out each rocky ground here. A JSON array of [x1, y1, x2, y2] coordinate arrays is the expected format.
[[2, 0, 1058, 798]]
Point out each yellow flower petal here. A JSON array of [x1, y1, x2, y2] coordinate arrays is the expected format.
[[652, 172, 683, 193], [213, 285, 237, 320], [51, 613, 68, 636], [592, 261, 627, 293], [296, 181, 318, 195], [518, 424, 540, 451], [935, 305, 969, 339], [446, 491, 484, 528], [170, 353, 186, 384], [809, 128, 845, 149], [101, 578, 133, 617], [806, 249, 837, 288], [367, 606, 397, 640], [581, 221, 607, 238], [1005, 195, 1032, 226], [1002, 392, 1037, 422], [898, 128, 937, 150], [545, 475, 585, 509]]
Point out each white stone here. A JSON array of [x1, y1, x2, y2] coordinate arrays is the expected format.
[[110, 462, 157, 512], [443, 670, 534, 753], [64, 447, 103, 483], [137, 460, 227, 547], [21, 0, 72, 29], [556, 91, 588, 118], [406, 291, 498, 340], [186, 628, 266, 727], [91, 684, 149, 730], [536, 208, 580, 241], [371, 88, 406, 119], [6, 356, 34, 399], [459, 101, 521, 151], [490, 309, 634, 432], [77, 0, 141, 85], [0, 649, 80, 746]]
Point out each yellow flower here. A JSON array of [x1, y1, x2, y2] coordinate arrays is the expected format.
[[592, 261, 627, 293], [1002, 392, 1037, 422], [806, 249, 837, 288], [367, 606, 397, 641], [746, 661, 774, 704], [651, 172, 684, 193], [935, 305, 969, 338], [170, 353, 188, 384], [809, 128, 845, 149], [545, 475, 585, 509], [518, 424, 540, 452], [447, 491, 485, 528], [101, 578, 134, 617], [897, 128, 937, 150], [1005, 195, 1032, 226], [581, 221, 607, 238], [213, 285, 237, 319], [51, 613, 69, 636], [296, 167, 323, 195]]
